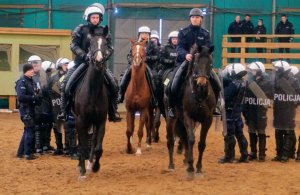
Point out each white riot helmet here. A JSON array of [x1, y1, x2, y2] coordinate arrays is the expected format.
[[168, 31, 179, 39], [83, 4, 105, 21], [41, 61, 55, 71], [222, 64, 233, 77], [288, 66, 299, 76], [138, 26, 151, 34], [228, 63, 247, 78], [272, 60, 290, 71], [28, 55, 42, 63], [67, 61, 75, 70], [56, 57, 70, 69], [150, 30, 159, 39], [249, 61, 266, 73]]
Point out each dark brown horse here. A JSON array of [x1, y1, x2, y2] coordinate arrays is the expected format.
[[72, 35, 109, 179], [165, 45, 216, 179], [125, 39, 154, 155]]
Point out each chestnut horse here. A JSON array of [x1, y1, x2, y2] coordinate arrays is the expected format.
[[165, 45, 216, 179], [125, 39, 154, 155], [72, 35, 110, 178]]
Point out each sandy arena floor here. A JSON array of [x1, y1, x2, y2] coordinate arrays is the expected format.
[[0, 112, 300, 195]]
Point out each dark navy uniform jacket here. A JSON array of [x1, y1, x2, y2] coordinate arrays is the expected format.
[[275, 20, 295, 42], [16, 75, 37, 117], [176, 24, 211, 63], [71, 24, 113, 65], [160, 42, 177, 70]]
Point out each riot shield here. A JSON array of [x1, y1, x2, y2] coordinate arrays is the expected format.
[[271, 68, 300, 131], [243, 69, 273, 134]]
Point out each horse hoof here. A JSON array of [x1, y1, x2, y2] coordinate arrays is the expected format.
[[87, 161, 93, 171], [92, 163, 100, 173], [186, 172, 195, 181], [195, 171, 204, 178], [78, 175, 87, 182], [136, 148, 142, 155], [168, 164, 175, 171], [146, 144, 152, 150]]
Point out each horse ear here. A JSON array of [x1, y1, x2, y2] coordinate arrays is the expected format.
[[208, 45, 215, 54], [130, 38, 135, 45], [103, 25, 109, 36]]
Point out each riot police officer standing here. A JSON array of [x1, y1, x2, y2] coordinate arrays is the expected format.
[[16, 63, 41, 160], [243, 62, 272, 161], [219, 63, 249, 163]]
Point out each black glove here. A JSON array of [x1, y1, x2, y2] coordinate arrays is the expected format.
[[34, 94, 42, 105]]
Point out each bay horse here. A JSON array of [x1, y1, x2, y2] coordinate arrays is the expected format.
[[125, 39, 154, 155], [165, 45, 216, 179], [72, 35, 109, 178]]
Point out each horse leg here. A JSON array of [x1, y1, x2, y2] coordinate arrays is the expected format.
[[166, 117, 176, 170], [146, 106, 154, 149], [136, 110, 147, 155], [87, 126, 97, 171], [183, 112, 195, 178], [93, 123, 105, 173], [196, 117, 212, 175], [126, 112, 135, 154], [153, 107, 161, 143], [77, 118, 89, 178]]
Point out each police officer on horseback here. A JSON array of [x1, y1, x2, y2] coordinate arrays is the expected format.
[[160, 31, 178, 73], [167, 8, 221, 118], [58, 3, 121, 122], [118, 26, 158, 106]]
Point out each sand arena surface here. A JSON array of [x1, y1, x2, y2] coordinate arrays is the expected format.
[[1, 113, 300, 195]]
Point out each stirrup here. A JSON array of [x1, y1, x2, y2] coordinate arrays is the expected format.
[[57, 112, 67, 121], [168, 107, 175, 119]]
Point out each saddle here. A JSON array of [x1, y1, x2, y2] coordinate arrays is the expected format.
[[66, 63, 88, 97]]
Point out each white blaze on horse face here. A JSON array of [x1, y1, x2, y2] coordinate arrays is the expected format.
[[134, 45, 141, 67], [96, 38, 103, 62]]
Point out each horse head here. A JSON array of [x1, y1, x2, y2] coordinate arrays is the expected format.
[[130, 38, 147, 68], [88, 35, 111, 70], [190, 45, 214, 86]]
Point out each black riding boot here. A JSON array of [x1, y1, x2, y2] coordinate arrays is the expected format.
[[236, 134, 249, 163], [296, 136, 300, 162], [145, 67, 158, 107], [54, 129, 64, 155], [105, 69, 122, 122], [248, 133, 258, 161], [272, 129, 284, 161], [258, 134, 267, 162], [281, 130, 296, 162], [168, 61, 188, 118], [219, 135, 236, 163], [209, 70, 222, 115], [118, 67, 131, 103]]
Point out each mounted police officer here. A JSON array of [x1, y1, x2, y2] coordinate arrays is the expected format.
[[219, 63, 249, 163], [160, 31, 178, 73], [16, 63, 41, 160], [118, 26, 158, 105], [272, 60, 300, 162], [167, 8, 222, 119], [243, 62, 272, 162], [57, 3, 121, 122]]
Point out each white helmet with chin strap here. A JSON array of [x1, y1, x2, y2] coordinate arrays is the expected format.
[[41, 61, 55, 71], [150, 30, 159, 39], [227, 63, 247, 77], [28, 55, 42, 63], [138, 26, 151, 34], [272, 60, 290, 71], [83, 4, 105, 21], [56, 57, 70, 69], [168, 31, 179, 39], [249, 61, 266, 73]]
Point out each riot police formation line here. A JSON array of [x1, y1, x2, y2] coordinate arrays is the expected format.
[[15, 4, 300, 164], [220, 60, 300, 163]]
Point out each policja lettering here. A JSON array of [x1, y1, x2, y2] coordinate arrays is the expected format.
[[274, 93, 300, 102], [244, 97, 271, 106]]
